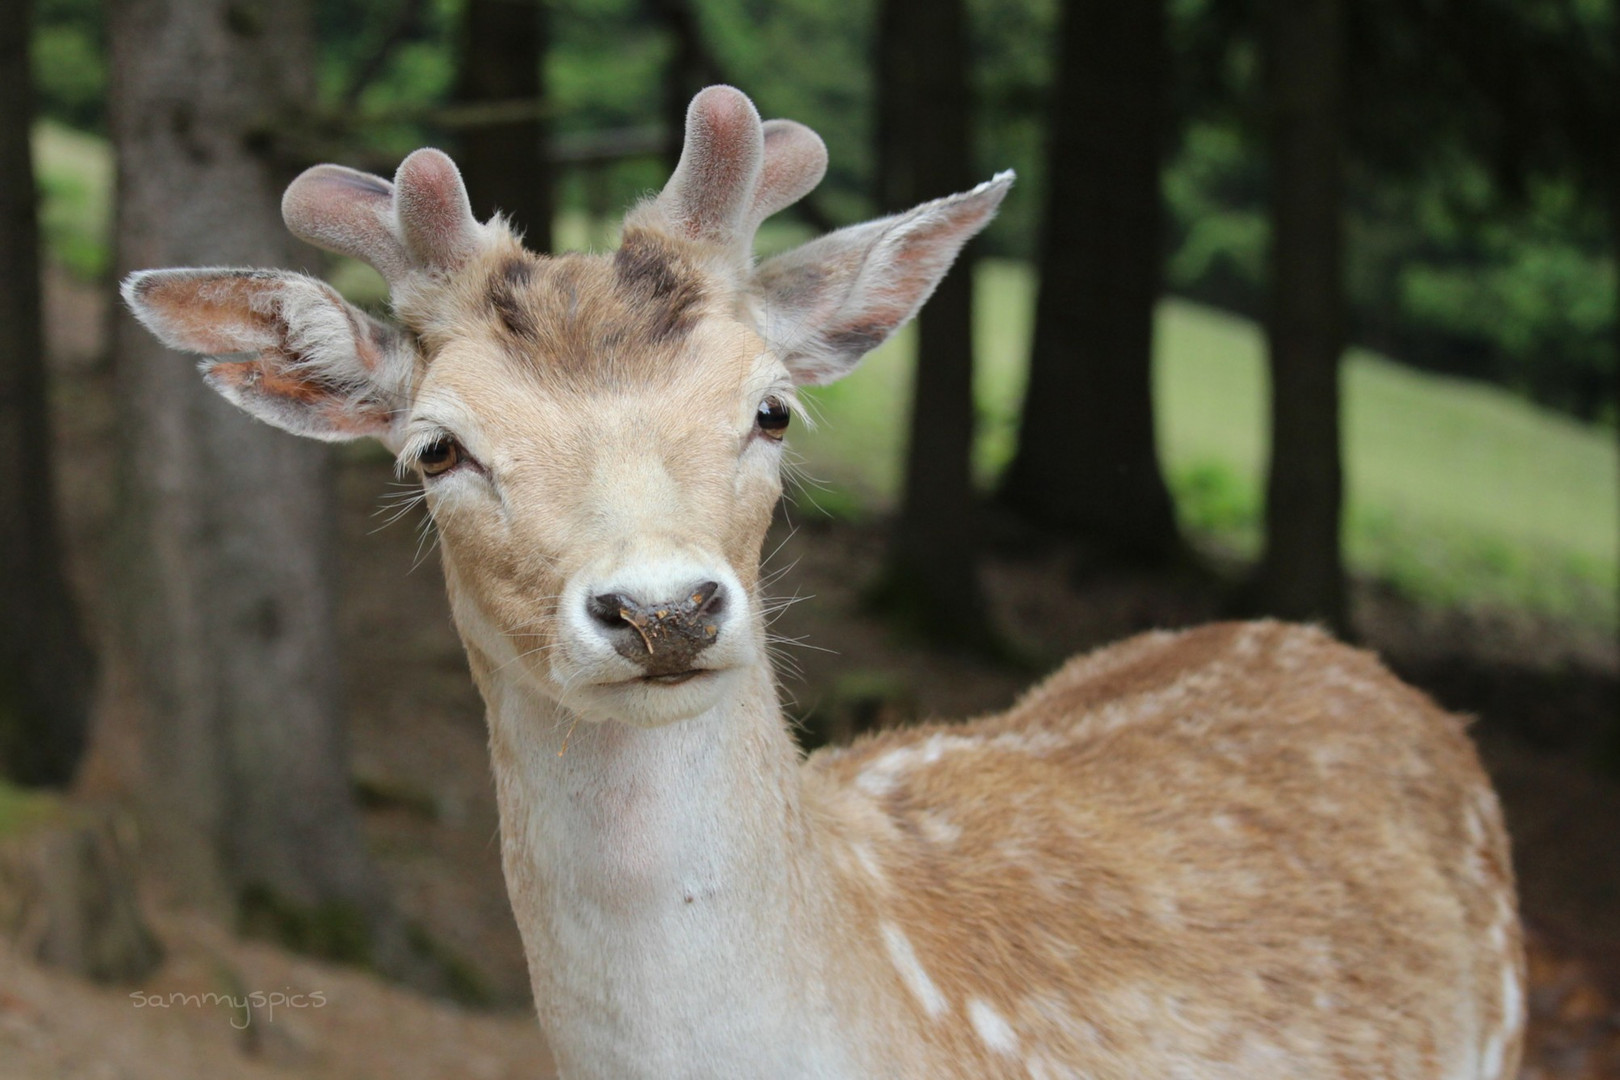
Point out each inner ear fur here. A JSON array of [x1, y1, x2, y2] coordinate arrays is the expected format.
[[122, 268, 416, 444], [750, 171, 1014, 386]]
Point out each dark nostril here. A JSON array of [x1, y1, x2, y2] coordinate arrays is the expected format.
[[587, 592, 632, 629], [584, 582, 729, 668], [690, 581, 724, 618]]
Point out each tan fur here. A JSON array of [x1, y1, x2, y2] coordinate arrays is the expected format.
[[123, 89, 1524, 1077], [804, 622, 1523, 1077], [401, 226, 1521, 1074]]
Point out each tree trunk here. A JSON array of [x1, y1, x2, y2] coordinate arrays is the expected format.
[[453, 0, 552, 254], [874, 0, 991, 643], [0, 0, 95, 787], [997, 0, 1184, 568], [1251, 0, 1350, 634], [646, 0, 722, 175], [1611, 9, 1619, 651], [0, 785, 161, 983], [96, 0, 385, 944]]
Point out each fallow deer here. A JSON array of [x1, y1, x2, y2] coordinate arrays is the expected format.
[[123, 86, 1524, 1079]]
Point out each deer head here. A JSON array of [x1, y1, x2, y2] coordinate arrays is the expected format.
[[123, 86, 1012, 728]]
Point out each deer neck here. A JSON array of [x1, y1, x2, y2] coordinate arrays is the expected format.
[[465, 636, 853, 1078]]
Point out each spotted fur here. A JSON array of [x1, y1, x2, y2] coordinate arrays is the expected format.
[[122, 86, 1522, 1080]]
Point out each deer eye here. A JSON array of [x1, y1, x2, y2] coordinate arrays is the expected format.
[[756, 396, 791, 440], [416, 437, 464, 477]]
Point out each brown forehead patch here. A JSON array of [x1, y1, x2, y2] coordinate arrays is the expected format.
[[488, 256, 538, 342], [612, 229, 706, 344], [466, 237, 715, 383]]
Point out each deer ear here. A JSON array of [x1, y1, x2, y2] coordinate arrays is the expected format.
[[751, 171, 1013, 385], [122, 269, 416, 446]]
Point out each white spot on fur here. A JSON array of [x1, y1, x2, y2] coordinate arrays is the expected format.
[[1152, 893, 1182, 926], [968, 998, 1018, 1056], [1023, 992, 1084, 1034], [1311, 744, 1347, 770], [989, 729, 1066, 756], [850, 842, 886, 886], [1479, 1029, 1505, 1079], [1464, 801, 1487, 848], [856, 735, 982, 797], [1500, 952, 1523, 1033], [1234, 1035, 1290, 1068], [856, 748, 911, 797], [916, 811, 961, 845], [1482, 954, 1523, 1078], [1025, 1050, 1084, 1080], [881, 922, 946, 1020]]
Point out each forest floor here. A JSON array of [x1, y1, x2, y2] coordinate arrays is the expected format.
[[4, 269, 1619, 1078]]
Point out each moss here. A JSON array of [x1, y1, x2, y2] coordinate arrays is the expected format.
[[405, 921, 492, 1007], [352, 774, 440, 821], [236, 886, 494, 1006], [238, 883, 372, 967], [0, 779, 64, 838]]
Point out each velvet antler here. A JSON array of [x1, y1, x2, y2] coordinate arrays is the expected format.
[[279, 148, 487, 291], [637, 86, 828, 266]]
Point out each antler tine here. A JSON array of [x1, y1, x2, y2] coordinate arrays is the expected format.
[[281, 149, 483, 288], [655, 85, 765, 255], [750, 119, 828, 232], [392, 149, 483, 273], [282, 164, 411, 283]]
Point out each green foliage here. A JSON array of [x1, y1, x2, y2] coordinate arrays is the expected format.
[[1168, 459, 1261, 551], [32, 0, 104, 132], [31, 23, 103, 131], [1392, 179, 1617, 422], [1163, 115, 1618, 424], [796, 264, 1620, 631], [1165, 0, 1618, 425], [27, 0, 1613, 424], [965, 0, 1057, 251], [696, 0, 877, 225], [549, 0, 674, 218], [22, 0, 1619, 631], [1162, 123, 1267, 307]]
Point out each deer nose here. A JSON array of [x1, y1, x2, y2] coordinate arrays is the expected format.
[[585, 580, 727, 676]]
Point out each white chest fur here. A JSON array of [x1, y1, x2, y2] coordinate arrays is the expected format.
[[484, 674, 858, 1080]]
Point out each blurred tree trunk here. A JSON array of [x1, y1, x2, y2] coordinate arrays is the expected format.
[[644, 0, 722, 174], [1612, 8, 1619, 648], [873, 0, 991, 644], [0, 0, 95, 787], [997, 0, 1184, 568], [1251, 0, 1349, 633], [95, 0, 387, 949], [453, 0, 552, 253]]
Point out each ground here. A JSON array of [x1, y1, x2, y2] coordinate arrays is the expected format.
[[5, 268, 1618, 1077]]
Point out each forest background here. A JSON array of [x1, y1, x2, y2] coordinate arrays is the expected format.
[[25, 0, 1619, 627], [1, 0, 1618, 1075]]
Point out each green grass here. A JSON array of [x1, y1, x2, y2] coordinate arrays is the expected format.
[[790, 260, 1619, 630], [33, 120, 113, 280], [33, 127, 1618, 629], [0, 779, 60, 837]]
